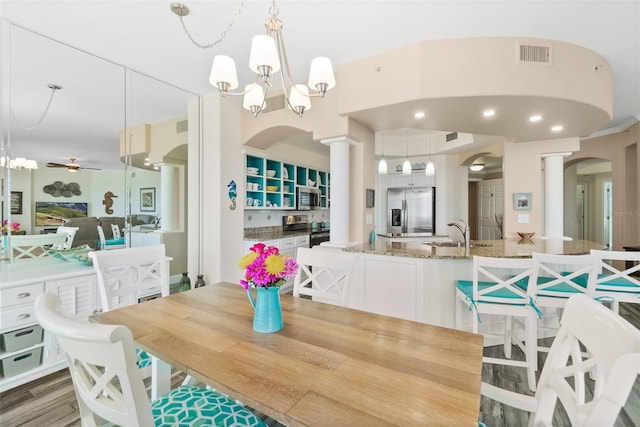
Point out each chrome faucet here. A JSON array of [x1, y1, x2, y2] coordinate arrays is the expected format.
[[447, 220, 470, 250]]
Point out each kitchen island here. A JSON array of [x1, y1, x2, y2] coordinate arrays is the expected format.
[[339, 238, 605, 336]]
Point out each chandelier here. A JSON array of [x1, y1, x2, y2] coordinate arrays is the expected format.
[[209, 0, 336, 118]]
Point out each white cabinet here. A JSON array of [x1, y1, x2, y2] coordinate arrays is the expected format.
[[0, 262, 97, 392], [387, 172, 434, 188]]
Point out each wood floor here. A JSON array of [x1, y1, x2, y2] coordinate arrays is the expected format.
[[1, 303, 639, 426]]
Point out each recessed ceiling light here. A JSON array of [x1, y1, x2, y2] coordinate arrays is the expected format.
[[529, 115, 542, 122], [414, 111, 426, 119], [551, 125, 563, 132], [483, 109, 495, 117]]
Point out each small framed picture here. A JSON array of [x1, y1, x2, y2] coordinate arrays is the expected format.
[[10, 191, 23, 214], [514, 192, 531, 211], [366, 188, 375, 208], [140, 187, 156, 212]]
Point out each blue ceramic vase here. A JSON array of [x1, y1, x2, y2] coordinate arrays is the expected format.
[[247, 286, 283, 333]]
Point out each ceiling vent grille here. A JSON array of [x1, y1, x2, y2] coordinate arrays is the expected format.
[[445, 132, 458, 142], [518, 43, 552, 64], [263, 94, 286, 113], [176, 120, 188, 133]]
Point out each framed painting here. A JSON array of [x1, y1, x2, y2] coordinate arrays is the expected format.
[[514, 192, 532, 211], [10, 191, 23, 214], [140, 187, 156, 212]]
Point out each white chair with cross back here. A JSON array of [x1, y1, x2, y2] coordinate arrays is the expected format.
[[96, 224, 125, 250], [88, 244, 172, 397], [34, 293, 266, 427], [455, 255, 539, 391], [515, 252, 598, 354], [55, 225, 79, 250], [293, 247, 359, 306], [481, 293, 640, 426], [589, 249, 640, 314]]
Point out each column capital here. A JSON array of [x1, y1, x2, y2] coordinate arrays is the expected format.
[[541, 152, 572, 159], [320, 136, 359, 146]]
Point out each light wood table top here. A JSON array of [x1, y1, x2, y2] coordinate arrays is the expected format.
[[91, 282, 483, 426]]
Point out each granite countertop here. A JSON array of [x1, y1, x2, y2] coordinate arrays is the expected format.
[[344, 238, 607, 259], [244, 226, 329, 241]]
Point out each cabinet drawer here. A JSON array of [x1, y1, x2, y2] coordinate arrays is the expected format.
[[295, 235, 310, 247], [0, 283, 45, 308], [1, 325, 44, 353], [1, 305, 37, 332], [1, 347, 43, 378], [280, 237, 296, 249]]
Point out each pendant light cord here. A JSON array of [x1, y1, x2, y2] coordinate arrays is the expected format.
[[10, 84, 62, 131], [175, 0, 245, 49]]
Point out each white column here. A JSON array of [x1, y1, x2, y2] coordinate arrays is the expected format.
[[320, 136, 357, 248], [159, 163, 181, 231], [542, 152, 571, 239]]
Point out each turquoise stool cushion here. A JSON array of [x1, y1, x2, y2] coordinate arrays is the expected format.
[[152, 386, 266, 427], [573, 273, 640, 292], [105, 238, 125, 246], [457, 280, 527, 303]]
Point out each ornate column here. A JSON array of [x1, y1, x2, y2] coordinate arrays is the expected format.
[[320, 136, 357, 247], [542, 152, 571, 239]]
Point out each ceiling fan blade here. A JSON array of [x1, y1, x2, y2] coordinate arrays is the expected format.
[[80, 166, 101, 171], [46, 162, 67, 168]]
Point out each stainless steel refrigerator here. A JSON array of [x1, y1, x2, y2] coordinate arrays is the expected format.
[[387, 187, 436, 235]]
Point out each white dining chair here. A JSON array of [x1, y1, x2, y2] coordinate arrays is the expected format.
[[455, 255, 539, 391], [34, 293, 266, 427], [293, 247, 359, 306], [590, 249, 640, 314], [55, 225, 79, 250], [481, 294, 640, 427], [89, 244, 172, 388], [110, 223, 122, 240], [96, 224, 125, 250]]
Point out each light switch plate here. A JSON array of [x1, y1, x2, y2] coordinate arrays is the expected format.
[[518, 214, 529, 223]]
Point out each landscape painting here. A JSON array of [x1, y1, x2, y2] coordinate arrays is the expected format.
[[35, 202, 88, 226]]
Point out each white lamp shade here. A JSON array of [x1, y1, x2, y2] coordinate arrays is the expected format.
[[249, 35, 280, 74], [402, 159, 412, 175], [289, 85, 311, 111], [210, 55, 238, 90], [308, 57, 336, 90], [425, 160, 435, 176], [242, 84, 265, 110], [378, 158, 388, 174]]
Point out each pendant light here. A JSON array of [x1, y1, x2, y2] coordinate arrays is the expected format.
[[378, 133, 388, 174], [402, 130, 412, 175], [425, 132, 435, 176]]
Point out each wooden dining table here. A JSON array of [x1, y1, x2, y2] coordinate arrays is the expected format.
[[91, 282, 484, 426]]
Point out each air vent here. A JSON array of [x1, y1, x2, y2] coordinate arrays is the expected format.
[[518, 43, 552, 64], [176, 120, 188, 133], [445, 132, 458, 142], [263, 94, 286, 113]]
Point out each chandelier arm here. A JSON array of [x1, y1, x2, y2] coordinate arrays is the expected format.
[[10, 84, 61, 131], [175, 0, 245, 49], [276, 31, 324, 98], [222, 76, 263, 97]]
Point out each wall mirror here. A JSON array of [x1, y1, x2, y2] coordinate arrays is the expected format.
[[1, 19, 197, 275]]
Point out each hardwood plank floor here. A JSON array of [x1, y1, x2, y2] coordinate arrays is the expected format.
[[1, 303, 639, 426]]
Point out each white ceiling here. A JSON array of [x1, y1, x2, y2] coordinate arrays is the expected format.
[[1, 1, 638, 171]]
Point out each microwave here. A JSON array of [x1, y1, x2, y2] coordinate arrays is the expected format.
[[296, 186, 321, 210]]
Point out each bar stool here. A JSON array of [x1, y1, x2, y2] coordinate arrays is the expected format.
[[589, 249, 640, 314], [455, 255, 539, 391]]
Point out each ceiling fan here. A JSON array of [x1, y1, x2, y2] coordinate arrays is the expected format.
[[45, 157, 101, 173]]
